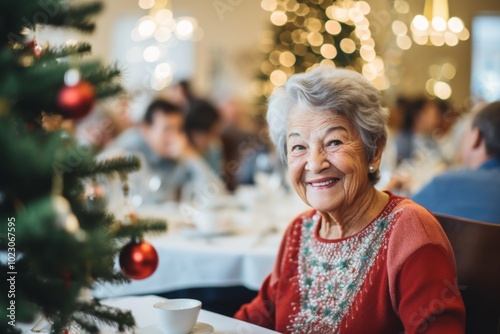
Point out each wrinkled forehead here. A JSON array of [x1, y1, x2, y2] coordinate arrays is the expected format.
[[287, 106, 356, 134]]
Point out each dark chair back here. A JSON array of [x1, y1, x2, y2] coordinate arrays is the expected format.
[[434, 213, 500, 334]]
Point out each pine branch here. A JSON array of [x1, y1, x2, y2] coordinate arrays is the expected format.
[[81, 62, 122, 83], [47, 2, 103, 33], [39, 43, 92, 60], [75, 301, 135, 332], [96, 83, 124, 99], [72, 316, 99, 334], [73, 210, 115, 230], [80, 156, 141, 177], [93, 271, 130, 285], [113, 219, 167, 239]]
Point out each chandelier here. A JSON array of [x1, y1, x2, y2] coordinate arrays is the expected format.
[[410, 0, 469, 46]]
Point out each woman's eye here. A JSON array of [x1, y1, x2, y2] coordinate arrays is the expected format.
[[291, 145, 305, 151], [328, 140, 343, 147]]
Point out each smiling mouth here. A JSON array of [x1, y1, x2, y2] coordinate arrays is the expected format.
[[309, 178, 339, 187]]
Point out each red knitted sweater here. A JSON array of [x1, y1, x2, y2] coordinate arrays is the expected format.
[[235, 194, 465, 333]]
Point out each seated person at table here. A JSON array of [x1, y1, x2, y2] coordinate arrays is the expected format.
[[412, 101, 500, 224], [103, 99, 224, 204], [185, 99, 224, 177], [234, 67, 465, 333]]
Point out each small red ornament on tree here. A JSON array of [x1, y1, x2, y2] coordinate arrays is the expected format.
[[26, 37, 43, 57], [119, 239, 159, 280], [57, 69, 95, 119]]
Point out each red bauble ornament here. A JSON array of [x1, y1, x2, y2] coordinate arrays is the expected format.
[[62, 270, 71, 289], [57, 81, 95, 119], [119, 240, 159, 280], [27, 38, 42, 57]]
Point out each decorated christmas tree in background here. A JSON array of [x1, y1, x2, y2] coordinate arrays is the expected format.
[[0, 1, 166, 333], [255, 0, 389, 101]]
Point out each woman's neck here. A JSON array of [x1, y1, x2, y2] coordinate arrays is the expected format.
[[319, 187, 389, 239]]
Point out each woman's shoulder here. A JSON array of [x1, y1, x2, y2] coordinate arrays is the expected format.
[[387, 196, 454, 267], [391, 197, 447, 241]]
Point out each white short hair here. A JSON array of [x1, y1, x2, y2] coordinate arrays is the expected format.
[[266, 66, 389, 184]]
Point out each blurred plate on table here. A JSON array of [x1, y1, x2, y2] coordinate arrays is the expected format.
[[180, 227, 235, 238], [138, 322, 214, 334]]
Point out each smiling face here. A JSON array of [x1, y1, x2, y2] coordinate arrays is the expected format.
[[287, 107, 377, 214]]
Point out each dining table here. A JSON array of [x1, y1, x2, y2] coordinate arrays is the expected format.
[[16, 295, 280, 333], [101, 295, 280, 333], [94, 186, 310, 299]]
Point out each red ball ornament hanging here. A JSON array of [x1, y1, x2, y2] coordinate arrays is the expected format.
[[27, 38, 43, 57], [57, 81, 95, 119], [119, 240, 159, 280]]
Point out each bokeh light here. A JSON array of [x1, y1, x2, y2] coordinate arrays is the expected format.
[[434, 81, 452, 99], [320, 44, 337, 59], [270, 69, 287, 86], [392, 20, 408, 36], [138, 0, 155, 10], [448, 17, 464, 33], [261, 0, 277, 12], [270, 11, 287, 26], [307, 32, 324, 46], [143, 45, 160, 62], [396, 35, 412, 50], [340, 38, 356, 53], [442, 63, 456, 80], [138, 19, 156, 37], [175, 18, 195, 39], [279, 51, 296, 67], [325, 20, 342, 35], [431, 17, 447, 32], [412, 15, 429, 31]]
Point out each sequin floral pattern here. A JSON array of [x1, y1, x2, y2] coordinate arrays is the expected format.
[[289, 199, 402, 334]]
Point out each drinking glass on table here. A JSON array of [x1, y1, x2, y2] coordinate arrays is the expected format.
[[253, 151, 283, 194]]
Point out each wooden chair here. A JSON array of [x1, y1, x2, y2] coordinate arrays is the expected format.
[[434, 213, 500, 334]]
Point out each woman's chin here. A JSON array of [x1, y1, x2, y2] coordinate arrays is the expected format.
[[306, 195, 341, 213]]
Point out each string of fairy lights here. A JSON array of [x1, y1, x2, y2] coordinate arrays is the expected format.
[[256, 0, 389, 100]]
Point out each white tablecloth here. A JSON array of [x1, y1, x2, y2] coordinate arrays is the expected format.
[[94, 187, 309, 299], [101, 295, 280, 333], [16, 295, 279, 334]]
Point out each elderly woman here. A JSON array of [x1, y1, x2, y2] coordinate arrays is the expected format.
[[235, 67, 465, 333]]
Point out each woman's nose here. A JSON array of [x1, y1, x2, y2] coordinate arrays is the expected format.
[[305, 148, 330, 173]]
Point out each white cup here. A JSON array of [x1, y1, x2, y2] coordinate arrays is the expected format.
[[154, 299, 201, 334], [193, 210, 230, 233]]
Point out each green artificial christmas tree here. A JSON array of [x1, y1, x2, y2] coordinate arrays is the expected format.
[[256, 0, 387, 100], [0, 1, 166, 333]]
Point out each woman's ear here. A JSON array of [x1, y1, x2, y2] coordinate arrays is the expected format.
[[369, 139, 385, 171]]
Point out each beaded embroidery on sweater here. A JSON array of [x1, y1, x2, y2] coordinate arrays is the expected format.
[[288, 198, 402, 333]]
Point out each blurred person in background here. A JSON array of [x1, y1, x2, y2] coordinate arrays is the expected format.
[[184, 99, 224, 178], [218, 99, 272, 190], [166, 79, 193, 108], [376, 97, 411, 190], [395, 97, 427, 163], [102, 98, 224, 204], [75, 95, 138, 151], [412, 101, 500, 224], [386, 98, 460, 196], [75, 106, 121, 151]]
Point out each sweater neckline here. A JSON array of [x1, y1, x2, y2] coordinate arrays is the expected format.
[[313, 191, 401, 243]]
